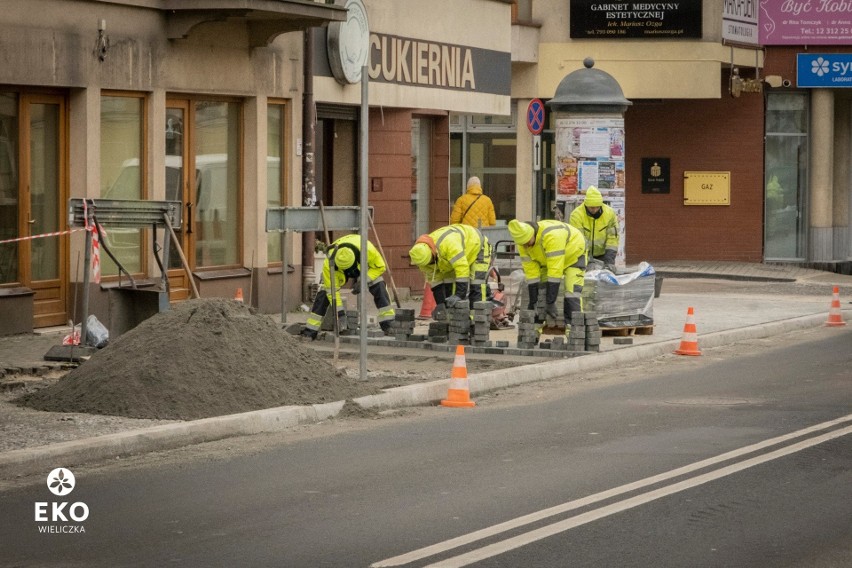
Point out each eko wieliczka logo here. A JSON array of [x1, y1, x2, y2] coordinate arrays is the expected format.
[[35, 468, 89, 533]]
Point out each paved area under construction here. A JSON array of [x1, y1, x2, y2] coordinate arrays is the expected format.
[[1, 260, 851, 481], [2, 261, 852, 375]]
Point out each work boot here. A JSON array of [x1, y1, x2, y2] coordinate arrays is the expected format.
[[380, 320, 393, 336], [299, 328, 318, 341]]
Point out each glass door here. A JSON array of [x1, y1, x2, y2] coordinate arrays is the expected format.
[[0, 93, 67, 327], [765, 92, 808, 261], [165, 101, 192, 301]]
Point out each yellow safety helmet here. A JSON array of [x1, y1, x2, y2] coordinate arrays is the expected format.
[[333, 247, 356, 270], [408, 242, 433, 267], [584, 186, 604, 207], [508, 219, 535, 246]]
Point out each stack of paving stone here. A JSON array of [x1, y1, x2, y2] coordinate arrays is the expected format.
[[471, 301, 492, 346], [566, 312, 587, 352], [516, 309, 539, 349], [447, 304, 471, 345], [387, 308, 416, 341], [341, 310, 360, 335], [584, 312, 602, 352], [428, 321, 449, 343]]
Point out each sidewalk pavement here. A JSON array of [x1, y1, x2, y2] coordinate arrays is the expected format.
[[2, 261, 851, 478]]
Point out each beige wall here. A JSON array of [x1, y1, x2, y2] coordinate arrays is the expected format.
[[523, 0, 762, 100]]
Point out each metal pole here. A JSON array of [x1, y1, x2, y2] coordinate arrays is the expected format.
[[318, 201, 339, 363], [301, 27, 317, 301], [80, 213, 92, 346], [280, 231, 287, 324], [359, 66, 369, 382]]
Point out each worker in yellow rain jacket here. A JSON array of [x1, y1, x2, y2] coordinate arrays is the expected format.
[[408, 224, 492, 319], [301, 234, 395, 340], [568, 186, 619, 269], [508, 219, 587, 337]]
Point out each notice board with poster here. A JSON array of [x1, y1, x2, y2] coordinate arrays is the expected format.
[[554, 116, 626, 267]]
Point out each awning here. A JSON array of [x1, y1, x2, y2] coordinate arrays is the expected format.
[[164, 0, 347, 47]]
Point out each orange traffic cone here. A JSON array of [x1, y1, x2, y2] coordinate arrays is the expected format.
[[674, 306, 701, 356], [826, 286, 847, 327], [441, 345, 476, 408], [234, 288, 244, 303], [418, 283, 436, 320]]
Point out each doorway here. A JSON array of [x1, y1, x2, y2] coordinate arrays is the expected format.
[[0, 92, 68, 327], [165, 98, 242, 301]]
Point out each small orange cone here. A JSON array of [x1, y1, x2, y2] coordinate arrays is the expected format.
[[674, 306, 702, 356], [441, 345, 476, 408], [418, 283, 436, 320], [234, 288, 244, 303], [826, 286, 847, 327]]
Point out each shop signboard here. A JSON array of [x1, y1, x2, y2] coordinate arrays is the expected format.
[[570, 0, 702, 39], [796, 53, 852, 88], [760, 0, 852, 45]]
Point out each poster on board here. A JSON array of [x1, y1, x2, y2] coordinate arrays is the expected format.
[[555, 116, 626, 267]]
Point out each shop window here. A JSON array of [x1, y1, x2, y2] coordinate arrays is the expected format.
[[100, 94, 145, 276], [267, 102, 287, 264], [194, 100, 241, 268]]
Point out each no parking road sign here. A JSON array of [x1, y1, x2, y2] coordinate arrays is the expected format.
[[527, 98, 545, 135]]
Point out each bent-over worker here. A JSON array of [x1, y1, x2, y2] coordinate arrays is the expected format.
[[408, 224, 493, 319], [301, 234, 395, 340], [508, 219, 587, 338]]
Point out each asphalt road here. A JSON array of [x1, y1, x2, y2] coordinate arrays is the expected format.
[[1, 326, 850, 567]]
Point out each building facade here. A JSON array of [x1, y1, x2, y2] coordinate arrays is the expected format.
[[456, 0, 767, 265], [0, 0, 349, 329]]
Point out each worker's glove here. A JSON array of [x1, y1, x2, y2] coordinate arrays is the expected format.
[[526, 283, 539, 310], [432, 303, 447, 321], [336, 311, 348, 332], [545, 281, 560, 306], [445, 295, 462, 308], [351, 279, 361, 294], [545, 302, 559, 321], [453, 281, 469, 301], [602, 250, 617, 266]]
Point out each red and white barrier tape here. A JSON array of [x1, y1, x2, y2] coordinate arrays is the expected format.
[[0, 227, 85, 245]]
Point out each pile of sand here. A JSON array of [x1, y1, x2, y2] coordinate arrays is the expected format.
[[18, 298, 380, 420]]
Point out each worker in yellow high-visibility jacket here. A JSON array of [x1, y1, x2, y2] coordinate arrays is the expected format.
[[508, 219, 587, 337], [301, 234, 395, 340], [568, 186, 619, 269], [408, 224, 492, 319]]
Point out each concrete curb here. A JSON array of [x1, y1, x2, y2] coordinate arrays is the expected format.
[[0, 311, 839, 479], [0, 401, 344, 479]]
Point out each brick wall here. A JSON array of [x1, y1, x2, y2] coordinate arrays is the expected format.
[[368, 109, 450, 293], [624, 73, 765, 263]]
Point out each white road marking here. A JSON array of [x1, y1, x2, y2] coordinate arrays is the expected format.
[[425, 424, 852, 567], [372, 414, 852, 567]]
